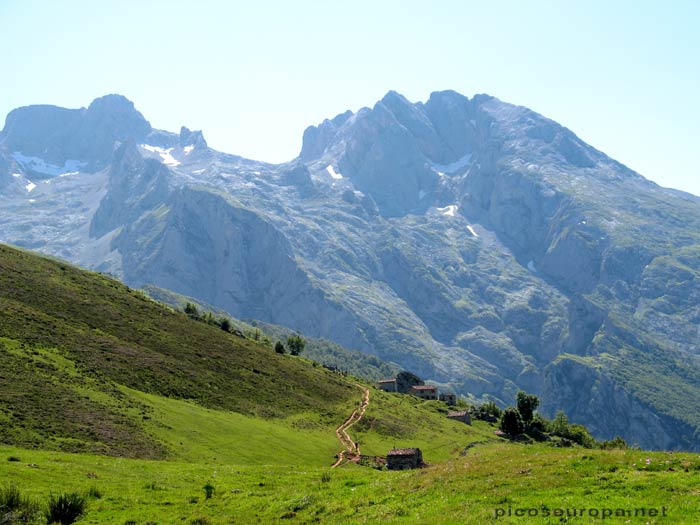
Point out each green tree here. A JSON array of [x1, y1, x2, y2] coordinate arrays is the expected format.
[[499, 407, 524, 436], [184, 302, 199, 317], [475, 400, 502, 421], [287, 334, 306, 356], [274, 341, 286, 354], [516, 391, 540, 423], [219, 318, 232, 332], [550, 410, 569, 436]]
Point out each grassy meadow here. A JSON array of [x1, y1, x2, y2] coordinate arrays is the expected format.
[[3, 439, 700, 524]]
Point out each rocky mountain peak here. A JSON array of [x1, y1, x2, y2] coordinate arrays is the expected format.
[[299, 110, 353, 161], [0, 94, 151, 172], [377, 90, 413, 111], [179, 126, 208, 150], [86, 94, 144, 119]]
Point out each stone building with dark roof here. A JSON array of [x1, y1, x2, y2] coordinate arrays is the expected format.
[[447, 410, 472, 425], [439, 392, 457, 405], [386, 448, 423, 470], [408, 385, 438, 400], [376, 378, 397, 392]]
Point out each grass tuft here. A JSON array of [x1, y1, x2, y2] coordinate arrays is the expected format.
[[44, 491, 86, 525], [0, 484, 40, 523]]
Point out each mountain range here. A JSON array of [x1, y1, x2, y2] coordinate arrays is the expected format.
[[1, 90, 699, 451]]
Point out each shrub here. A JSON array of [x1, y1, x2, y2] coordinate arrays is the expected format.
[[550, 411, 596, 448], [184, 302, 199, 318], [528, 413, 550, 432], [566, 424, 596, 448], [289, 495, 315, 512], [44, 492, 86, 525], [499, 407, 524, 436], [274, 341, 286, 354], [219, 318, 232, 332], [600, 436, 628, 450], [6, 456, 20, 462], [203, 483, 214, 500]]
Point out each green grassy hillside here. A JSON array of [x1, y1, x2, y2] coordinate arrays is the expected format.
[[142, 284, 402, 381], [0, 243, 484, 466], [0, 243, 360, 457]]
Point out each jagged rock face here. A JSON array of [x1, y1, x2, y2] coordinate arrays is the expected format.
[[301, 91, 484, 217], [112, 187, 361, 340], [2, 91, 700, 451], [0, 94, 151, 170], [0, 153, 10, 187], [541, 356, 697, 450], [1, 105, 84, 166], [90, 142, 171, 238], [179, 126, 207, 149]]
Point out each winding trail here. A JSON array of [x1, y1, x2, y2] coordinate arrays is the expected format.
[[331, 383, 370, 468]]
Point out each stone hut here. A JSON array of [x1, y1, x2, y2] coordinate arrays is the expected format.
[[386, 448, 423, 470], [408, 385, 438, 400], [447, 410, 472, 425], [377, 378, 397, 392], [439, 392, 457, 406]]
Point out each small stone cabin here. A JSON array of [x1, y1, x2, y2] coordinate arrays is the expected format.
[[447, 410, 472, 425], [408, 385, 438, 400], [439, 392, 457, 406], [386, 448, 423, 470], [377, 378, 397, 392]]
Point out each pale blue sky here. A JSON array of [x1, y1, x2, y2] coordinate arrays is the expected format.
[[2, 0, 699, 194]]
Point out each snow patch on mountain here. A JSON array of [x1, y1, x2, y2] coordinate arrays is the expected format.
[[140, 145, 180, 167], [25, 181, 36, 192], [437, 204, 458, 217], [11, 152, 86, 176], [326, 165, 343, 179], [430, 152, 472, 175]]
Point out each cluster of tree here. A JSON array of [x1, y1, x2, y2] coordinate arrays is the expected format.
[[273, 334, 307, 356], [244, 327, 272, 346], [474, 391, 627, 450], [254, 320, 399, 381], [472, 400, 503, 422], [184, 302, 235, 333]]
